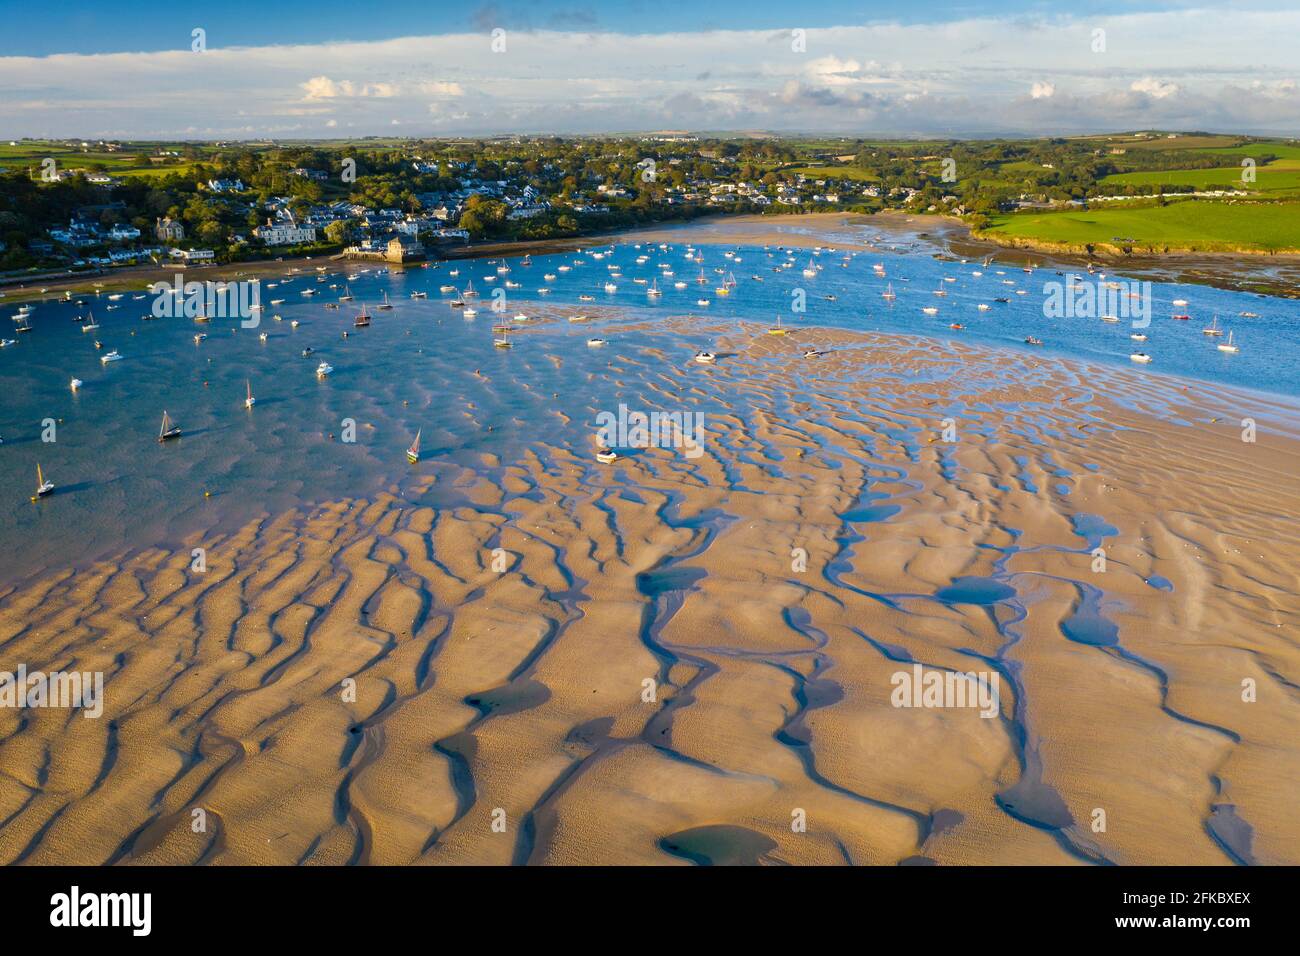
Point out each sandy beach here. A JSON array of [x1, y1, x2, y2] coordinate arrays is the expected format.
[[1, 316, 1296, 866]]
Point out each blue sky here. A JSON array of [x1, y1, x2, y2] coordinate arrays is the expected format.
[[2, 1, 1297, 138], [0, 0, 1213, 56]]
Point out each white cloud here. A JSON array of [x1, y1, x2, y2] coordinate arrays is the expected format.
[[416, 81, 465, 96], [1, 11, 1297, 137], [300, 76, 400, 100], [1130, 76, 1180, 99]]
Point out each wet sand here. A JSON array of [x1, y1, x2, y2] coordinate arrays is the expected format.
[[1, 321, 1297, 865]]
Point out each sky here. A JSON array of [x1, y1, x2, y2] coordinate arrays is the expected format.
[[1, 0, 1297, 139]]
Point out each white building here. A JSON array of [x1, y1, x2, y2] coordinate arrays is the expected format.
[[169, 248, 216, 261], [254, 221, 317, 246]]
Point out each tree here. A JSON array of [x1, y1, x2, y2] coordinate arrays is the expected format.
[[196, 220, 224, 244], [325, 220, 352, 244]]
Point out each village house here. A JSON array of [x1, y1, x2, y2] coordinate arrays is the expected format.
[[155, 217, 185, 241], [253, 218, 317, 246], [169, 247, 216, 262]]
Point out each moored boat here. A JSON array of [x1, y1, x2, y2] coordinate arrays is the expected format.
[[158, 410, 181, 441]]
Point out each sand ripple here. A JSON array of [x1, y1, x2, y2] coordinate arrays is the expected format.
[[1, 325, 1297, 865]]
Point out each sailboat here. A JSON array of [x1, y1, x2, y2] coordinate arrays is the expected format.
[[881, 283, 896, 301], [377, 291, 393, 311], [14, 313, 32, 333], [1202, 316, 1223, 337], [802, 260, 818, 279], [1217, 331, 1239, 353], [767, 315, 789, 336], [715, 272, 736, 296], [32, 463, 54, 500], [354, 303, 371, 327], [81, 310, 100, 332], [696, 267, 707, 285], [647, 279, 662, 297], [158, 410, 181, 441], [339, 285, 354, 302], [406, 429, 421, 463], [245, 380, 256, 408], [462, 281, 478, 298]]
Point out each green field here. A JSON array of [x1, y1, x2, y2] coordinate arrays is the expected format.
[[997, 160, 1051, 175], [114, 163, 200, 180], [1193, 142, 1300, 161], [1101, 160, 1300, 196], [984, 200, 1300, 253], [0, 141, 204, 180], [1106, 134, 1244, 151], [785, 165, 879, 181]]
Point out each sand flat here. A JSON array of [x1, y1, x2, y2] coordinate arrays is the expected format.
[[0, 323, 1297, 866]]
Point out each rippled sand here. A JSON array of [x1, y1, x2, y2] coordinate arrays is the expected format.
[[1, 323, 1297, 865]]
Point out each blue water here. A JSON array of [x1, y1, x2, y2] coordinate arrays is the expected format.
[[585, 227, 1300, 396], [1, 224, 1298, 579]]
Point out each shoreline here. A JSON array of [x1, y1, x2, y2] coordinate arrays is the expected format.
[[967, 228, 1300, 300], [5, 211, 1298, 308]]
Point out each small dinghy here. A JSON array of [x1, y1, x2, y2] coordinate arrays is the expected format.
[[158, 410, 181, 442]]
